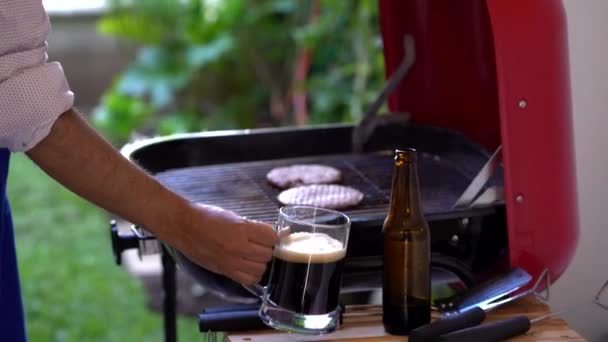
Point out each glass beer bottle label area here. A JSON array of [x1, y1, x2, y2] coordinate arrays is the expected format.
[[266, 232, 346, 315], [383, 226, 431, 332]]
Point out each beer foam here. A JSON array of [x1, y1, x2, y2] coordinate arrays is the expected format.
[[274, 232, 346, 263]]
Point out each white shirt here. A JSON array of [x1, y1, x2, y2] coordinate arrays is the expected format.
[[0, 0, 74, 152]]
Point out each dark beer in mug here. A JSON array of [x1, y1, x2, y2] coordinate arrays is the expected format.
[[267, 232, 346, 315], [257, 206, 350, 334]]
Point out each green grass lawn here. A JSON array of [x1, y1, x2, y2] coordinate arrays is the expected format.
[[6, 153, 203, 341]]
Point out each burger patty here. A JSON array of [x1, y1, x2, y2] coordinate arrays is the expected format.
[[266, 164, 342, 189], [277, 184, 364, 209]]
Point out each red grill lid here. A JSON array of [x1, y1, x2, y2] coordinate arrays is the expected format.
[[378, 0, 578, 286]]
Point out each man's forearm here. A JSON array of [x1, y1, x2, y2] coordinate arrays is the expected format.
[[24, 107, 278, 285], [25, 108, 190, 241]]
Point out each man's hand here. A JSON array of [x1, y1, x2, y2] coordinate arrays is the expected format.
[[26, 108, 278, 285], [173, 204, 278, 285]]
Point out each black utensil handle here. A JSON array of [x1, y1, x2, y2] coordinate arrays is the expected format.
[[198, 309, 267, 332], [438, 316, 531, 342], [409, 307, 486, 342], [201, 304, 260, 315]]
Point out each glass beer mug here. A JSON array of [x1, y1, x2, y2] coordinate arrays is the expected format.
[[244, 205, 351, 334]]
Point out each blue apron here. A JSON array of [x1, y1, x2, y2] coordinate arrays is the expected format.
[[0, 149, 27, 341]]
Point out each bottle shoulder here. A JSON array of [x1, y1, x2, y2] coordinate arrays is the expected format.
[[383, 220, 429, 240], [383, 214, 428, 231]]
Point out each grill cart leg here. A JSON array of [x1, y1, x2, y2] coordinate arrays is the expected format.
[[162, 246, 177, 342]]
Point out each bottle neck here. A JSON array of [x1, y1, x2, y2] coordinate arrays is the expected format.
[[388, 153, 423, 222]]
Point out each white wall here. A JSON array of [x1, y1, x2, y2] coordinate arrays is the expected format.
[[550, 1, 608, 341]]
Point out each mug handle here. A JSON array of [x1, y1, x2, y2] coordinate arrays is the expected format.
[[242, 221, 280, 300], [242, 283, 266, 299]]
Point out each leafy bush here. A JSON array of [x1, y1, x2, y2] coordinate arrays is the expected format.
[[92, 0, 385, 145]]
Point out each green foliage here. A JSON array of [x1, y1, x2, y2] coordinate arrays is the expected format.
[[297, 1, 386, 124], [7, 154, 202, 341], [93, 0, 384, 145]]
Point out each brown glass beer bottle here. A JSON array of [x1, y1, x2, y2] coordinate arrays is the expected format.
[[382, 148, 431, 335]]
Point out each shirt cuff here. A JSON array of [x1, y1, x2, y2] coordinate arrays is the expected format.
[[0, 61, 74, 152]]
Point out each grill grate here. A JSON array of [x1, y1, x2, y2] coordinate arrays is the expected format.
[[155, 152, 474, 224]]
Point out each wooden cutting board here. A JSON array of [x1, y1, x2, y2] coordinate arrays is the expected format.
[[226, 297, 586, 341]]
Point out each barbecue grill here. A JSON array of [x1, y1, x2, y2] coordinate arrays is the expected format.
[[108, 0, 578, 340]]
